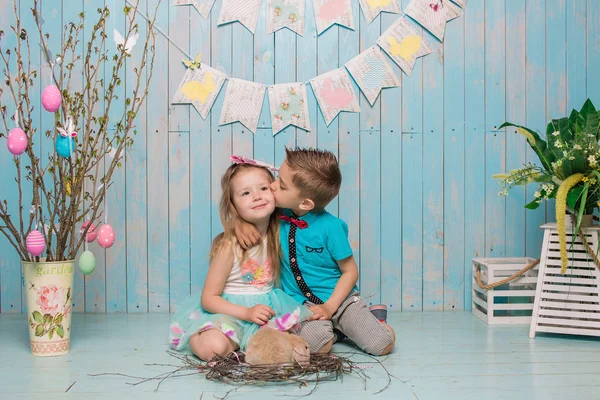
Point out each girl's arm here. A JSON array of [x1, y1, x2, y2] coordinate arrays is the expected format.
[[201, 240, 274, 324]]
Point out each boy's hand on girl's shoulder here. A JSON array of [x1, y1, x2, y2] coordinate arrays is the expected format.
[[308, 303, 335, 321], [233, 217, 261, 250], [245, 304, 275, 325]]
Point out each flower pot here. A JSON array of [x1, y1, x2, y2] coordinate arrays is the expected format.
[[23, 259, 74, 356], [564, 213, 595, 227]]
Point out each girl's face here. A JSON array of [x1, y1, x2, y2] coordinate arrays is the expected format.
[[230, 168, 276, 224]]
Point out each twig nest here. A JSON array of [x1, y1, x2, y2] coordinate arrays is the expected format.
[[7, 127, 27, 155], [42, 84, 62, 112], [26, 230, 45, 256]]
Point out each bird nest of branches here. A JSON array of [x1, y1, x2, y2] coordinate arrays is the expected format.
[[91, 350, 394, 398]]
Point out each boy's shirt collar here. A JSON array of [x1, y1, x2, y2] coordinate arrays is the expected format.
[[282, 208, 320, 226]]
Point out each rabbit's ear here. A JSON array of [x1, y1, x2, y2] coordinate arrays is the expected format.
[[292, 339, 310, 367]]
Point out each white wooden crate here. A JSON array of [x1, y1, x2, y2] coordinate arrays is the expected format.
[[472, 257, 538, 325], [529, 223, 600, 338]]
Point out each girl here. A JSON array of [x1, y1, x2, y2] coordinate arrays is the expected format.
[[169, 157, 312, 361]]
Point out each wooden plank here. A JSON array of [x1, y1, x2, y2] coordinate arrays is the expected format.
[[105, 0, 127, 313], [189, 1, 213, 296], [525, 0, 547, 258], [146, 0, 169, 312], [0, 0, 21, 313], [422, 30, 443, 311], [296, 0, 317, 149], [274, 28, 297, 165], [567, 0, 587, 110], [589, 1, 600, 105], [358, 8, 381, 304], [443, 0, 465, 311], [402, 3, 423, 311], [505, 0, 526, 259], [463, 0, 485, 310], [379, 10, 401, 309], [253, 0, 275, 168], [83, 0, 106, 313], [125, 0, 149, 313], [168, 3, 191, 311], [484, 0, 506, 259]]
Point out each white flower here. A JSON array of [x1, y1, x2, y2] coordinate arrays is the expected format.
[[574, 144, 582, 150], [503, 189, 509, 196], [554, 140, 563, 148], [534, 191, 542, 198], [569, 156, 575, 160], [563, 150, 569, 156], [552, 130, 560, 136], [589, 155, 597, 164]]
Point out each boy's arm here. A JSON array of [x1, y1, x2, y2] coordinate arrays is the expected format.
[[232, 216, 261, 250], [308, 255, 358, 320], [201, 241, 274, 323]]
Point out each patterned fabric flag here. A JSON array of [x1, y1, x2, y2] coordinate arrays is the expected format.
[[376, 17, 433, 76], [312, 0, 354, 35], [450, 0, 467, 8], [345, 46, 400, 106], [219, 79, 266, 133], [172, 0, 216, 19], [268, 83, 311, 135], [309, 68, 360, 126], [357, 0, 402, 25], [404, 0, 462, 42], [218, 0, 262, 34], [266, 0, 306, 36], [171, 62, 227, 119]]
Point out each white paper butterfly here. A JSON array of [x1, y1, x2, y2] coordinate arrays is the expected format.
[[113, 29, 139, 54], [57, 117, 77, 138]]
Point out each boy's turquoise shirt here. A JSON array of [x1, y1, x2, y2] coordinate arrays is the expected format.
[[278, 208, 358, 305]]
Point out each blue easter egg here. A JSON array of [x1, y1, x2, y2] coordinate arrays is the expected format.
[[55, 135, 75, 158]]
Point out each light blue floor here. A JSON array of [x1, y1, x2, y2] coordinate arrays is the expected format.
[[2, 311, 600, 399]]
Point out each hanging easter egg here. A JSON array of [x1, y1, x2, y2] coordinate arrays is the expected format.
[[55, 135, 74, 158], [78, 250, 96, 275], [41, 84, 62, 112], [97, 224, 115, 248], [7, 127, 27, 155], [26, 230, 45, 256], [81, 221, 97, 242]]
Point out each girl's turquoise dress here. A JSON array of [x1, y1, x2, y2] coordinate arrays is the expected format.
[[169, 238, 312, 352]]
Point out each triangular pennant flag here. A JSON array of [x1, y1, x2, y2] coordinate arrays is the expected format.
[[218, 0, 262, 34], [376, 17, 433, 76], [310, 68, 360, 126], [173, 0, 216, 19], [404, 0, 462, 42], [219, 79, 266, 133], [345, 46, 401, 106], [450, 0, 467, 8], [172, 59, 227, 120], [268, 83, 311, 135], [266, 0, 306, 36], [358, 0, 402, 25], [313, 0, 355, 35]]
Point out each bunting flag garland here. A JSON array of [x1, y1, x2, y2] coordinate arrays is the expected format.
[[376, 17, 433, 76], [267, 0, 306, 36], [310, 68, 360, 126], [313, 0, 355, 35], [172, 60, 227, 119], [345, 46, 401, 105], [219, 78, 266, 133], [218, 0, 262, 34], [404, 0, 462, 42], [358, 0, 402, 25], [451, 0, 467, 8], [173, 0, 216, 19], [268, 83, 311, 134]]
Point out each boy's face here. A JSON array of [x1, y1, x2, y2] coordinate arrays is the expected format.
[[270, 161, 309, 211]]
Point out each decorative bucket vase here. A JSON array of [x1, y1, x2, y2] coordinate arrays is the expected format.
[[23, 259, 75, 356]]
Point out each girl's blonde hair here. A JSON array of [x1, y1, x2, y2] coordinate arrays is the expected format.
[[210, 163, 281, 279]]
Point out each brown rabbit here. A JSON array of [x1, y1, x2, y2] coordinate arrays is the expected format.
[[245, 328, 311, 367]]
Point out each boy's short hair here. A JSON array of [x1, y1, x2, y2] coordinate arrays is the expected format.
[[284, 147, 342, 211]]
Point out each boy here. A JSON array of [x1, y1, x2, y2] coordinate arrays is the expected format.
[[235, 148, 395, 355]]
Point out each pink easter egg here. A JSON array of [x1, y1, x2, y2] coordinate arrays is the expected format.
[[41, 84, 62, 112], [97, 224, 115, 248], [26, 230, 45, 256], [81, 221, 97, 243], [7, 127, 27, 155]]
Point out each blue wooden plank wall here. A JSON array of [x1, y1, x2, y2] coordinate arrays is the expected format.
[[1, 0, 598, 313]]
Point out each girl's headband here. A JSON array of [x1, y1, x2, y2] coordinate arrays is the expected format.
[[230, 155, 278, 172]]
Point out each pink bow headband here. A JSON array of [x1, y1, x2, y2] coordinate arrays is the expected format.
[[230, 155, 278, 172]]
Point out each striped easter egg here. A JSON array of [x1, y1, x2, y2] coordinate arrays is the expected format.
[[26, 230, 46, 256]]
